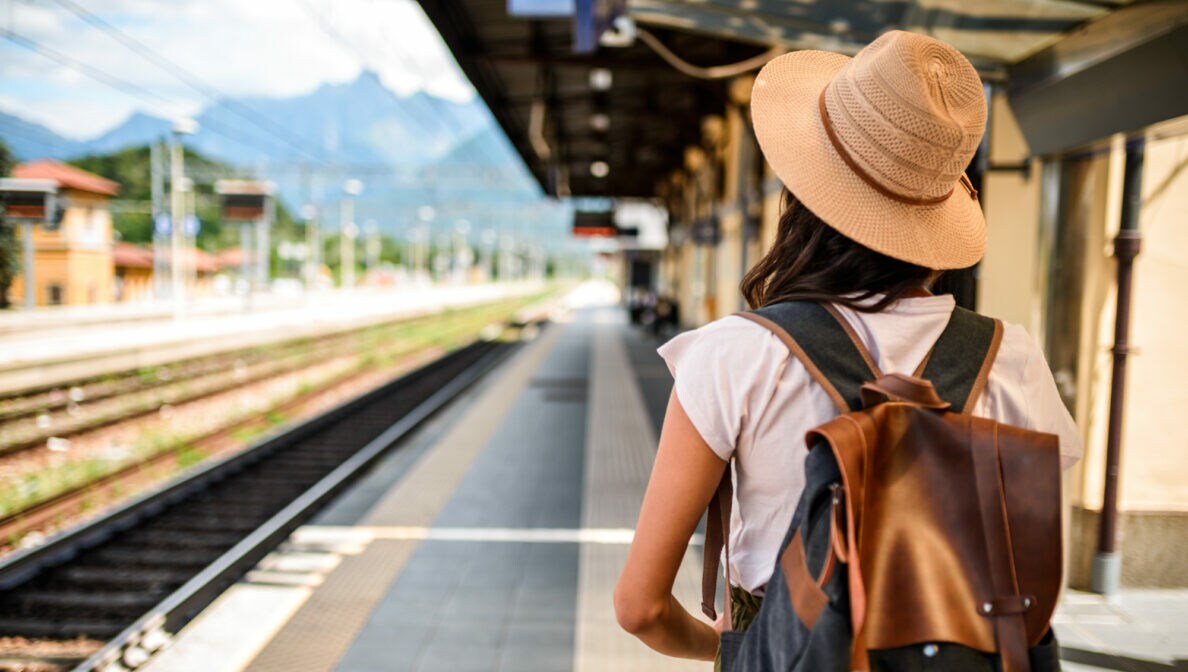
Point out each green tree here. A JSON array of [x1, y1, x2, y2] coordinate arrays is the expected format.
[[70, 144, 242, 249], [0, 139, 17, 309]]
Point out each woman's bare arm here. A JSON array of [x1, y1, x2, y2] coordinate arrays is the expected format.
[[614, 388, 728, 660]]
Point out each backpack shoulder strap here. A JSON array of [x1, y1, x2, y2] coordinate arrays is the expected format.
[[916, 307, 1004, 414], [701, 301, 877, 621], [735, 301, 881, 414]]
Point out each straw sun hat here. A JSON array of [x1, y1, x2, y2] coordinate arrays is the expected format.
[[751, 30, 987, 270]]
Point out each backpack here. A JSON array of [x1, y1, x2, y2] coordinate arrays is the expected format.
[[702, 301, 1065, 672]]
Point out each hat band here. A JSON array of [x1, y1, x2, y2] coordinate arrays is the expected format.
[[818, 88, 973, 207]]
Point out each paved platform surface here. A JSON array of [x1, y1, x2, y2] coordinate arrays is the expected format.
[[141, 289, 1188, 672]]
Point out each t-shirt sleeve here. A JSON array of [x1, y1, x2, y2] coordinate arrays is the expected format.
[[1013, 327, 1084, 472], [657, 316, 789, 461]]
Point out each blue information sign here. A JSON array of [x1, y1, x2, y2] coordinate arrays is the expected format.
[[508, 0, 573, 16]]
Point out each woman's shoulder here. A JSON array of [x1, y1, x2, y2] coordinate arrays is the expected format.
[[658, 314, 790, 364], [990, 319, 1043, 376], [657, 315, 796, 395]]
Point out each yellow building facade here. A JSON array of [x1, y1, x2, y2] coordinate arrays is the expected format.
[[8, 161, 118, 307]]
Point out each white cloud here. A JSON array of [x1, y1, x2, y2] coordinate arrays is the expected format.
[[0, 0, 475, 138]]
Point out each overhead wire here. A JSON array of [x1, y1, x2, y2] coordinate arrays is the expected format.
[[1, 27, 172, 105], [46, 0, 322, 161], [0, 26, 309, 159]]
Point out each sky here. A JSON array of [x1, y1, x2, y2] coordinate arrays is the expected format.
[[0, 0, 476, 139]]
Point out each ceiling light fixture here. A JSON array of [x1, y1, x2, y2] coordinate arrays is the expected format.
[[589, 68, 613, 91]]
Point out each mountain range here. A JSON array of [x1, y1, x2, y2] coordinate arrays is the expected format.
[[0, 71, 560, 243], [1, 71, 497, 167]]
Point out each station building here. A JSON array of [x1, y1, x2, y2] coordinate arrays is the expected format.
[[420, 0, 1188, 588], [8, 159, 118, 307]]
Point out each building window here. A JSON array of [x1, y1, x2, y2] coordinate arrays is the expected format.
[[47, 284, 64, 305]]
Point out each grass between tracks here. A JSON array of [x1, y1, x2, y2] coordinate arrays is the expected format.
[[0, 288, 560, 528]]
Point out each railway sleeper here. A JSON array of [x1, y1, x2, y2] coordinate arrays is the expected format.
[[55, 565, 194, 588], [85, 547, 215, 567], [12, 588, 163, 612], [0, 616, 125, 640], [148, 516, 266, 533], [122, 529, 244, 548]]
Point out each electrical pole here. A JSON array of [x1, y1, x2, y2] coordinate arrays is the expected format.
[[150, 139, 164, 299], [365, 219, 380, 274], [259, 192, 274, 290], [170, 119, 197, 319], [302, 204, 317, 289], [340, 179, 362, 289]]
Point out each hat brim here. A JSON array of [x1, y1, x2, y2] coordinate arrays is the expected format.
[[751, 50, 986, 270]]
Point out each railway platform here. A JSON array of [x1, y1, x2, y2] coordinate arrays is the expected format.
[[136, 289, 1187, 672], [0, 281, 545, 396]]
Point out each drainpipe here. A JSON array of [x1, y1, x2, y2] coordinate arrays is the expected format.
[[1091, 137, 1144, 596]]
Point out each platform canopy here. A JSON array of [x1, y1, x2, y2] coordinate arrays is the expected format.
[[417, 0, 1188, 197]]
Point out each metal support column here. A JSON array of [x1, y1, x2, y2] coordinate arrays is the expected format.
[[1092, 138, 1145, 596], [169, 133, 185, 318]]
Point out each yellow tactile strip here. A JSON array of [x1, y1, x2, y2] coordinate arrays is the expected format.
[[244, 539, 418, 672]]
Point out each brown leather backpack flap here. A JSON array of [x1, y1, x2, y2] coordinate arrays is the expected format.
[[806, 405, 1063, 659], [994, 420, 1063, 642]]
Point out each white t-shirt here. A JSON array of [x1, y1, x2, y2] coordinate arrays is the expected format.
[[657, 294, 1083, 595]]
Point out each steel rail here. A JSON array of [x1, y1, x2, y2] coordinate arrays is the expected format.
[[0, 333, 470, 551]]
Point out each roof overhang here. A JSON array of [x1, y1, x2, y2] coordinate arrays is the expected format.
[[418, 0, 1184, 198], [1008, 0, 1188, 155]]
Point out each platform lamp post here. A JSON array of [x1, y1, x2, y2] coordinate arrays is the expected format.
[[453, 219, 470, 284], [170, 118, 197, 320], [0, 178, 60, 309], [300, 204, 318, 290], [364, 219, 380, 275], [416, 205, 435, 284], [481, 228, 497, 282], [340, 179, 363, 289]]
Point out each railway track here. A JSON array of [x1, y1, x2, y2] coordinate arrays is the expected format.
[[0, 335, 522, 672], [0, 298, 537, 456]]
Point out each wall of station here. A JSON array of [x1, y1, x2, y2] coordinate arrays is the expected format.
[[656, 74, 1187, 587], [1065, 127, 1188, 587], [9, 189, 115, 306]]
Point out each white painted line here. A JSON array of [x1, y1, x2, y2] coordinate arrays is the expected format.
[[293, 524, 705, 546]]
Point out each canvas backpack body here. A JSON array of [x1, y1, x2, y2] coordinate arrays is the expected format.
[[703, 301, 1065, 672]]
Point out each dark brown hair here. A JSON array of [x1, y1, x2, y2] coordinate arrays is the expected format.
[[740, 190, 936, 312]]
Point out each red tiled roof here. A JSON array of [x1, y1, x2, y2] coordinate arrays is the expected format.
[[192, 248, 219, 273], [216, 247, 246, 266], [113, 243, 225, 273], [113, 242, 153, 269], [13, 160, 120, 196]]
